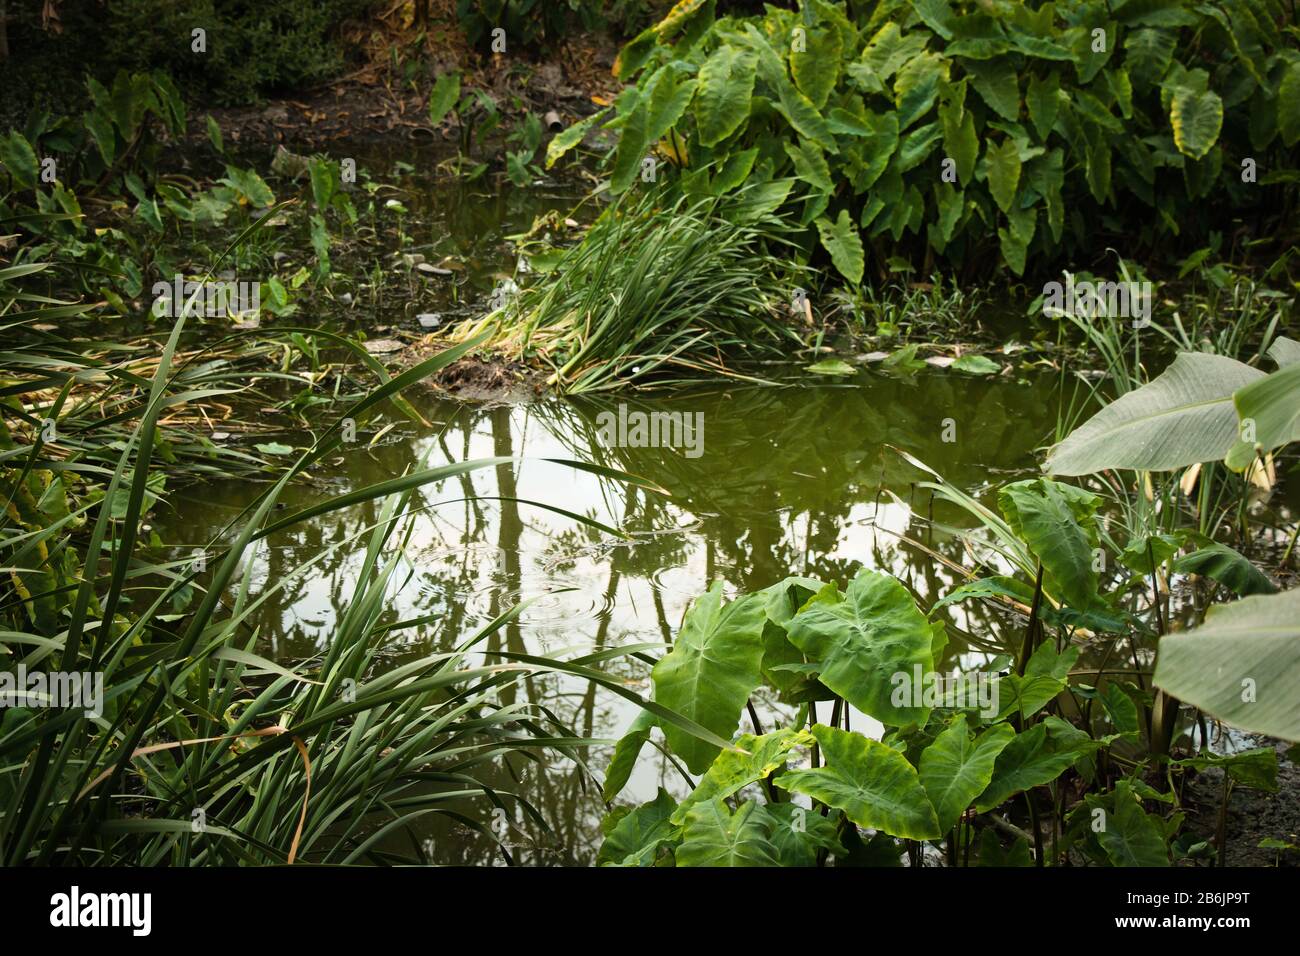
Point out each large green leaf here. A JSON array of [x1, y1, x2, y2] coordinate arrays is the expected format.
[[997, 478, 1102, 611], [975, 722, 1081, 812], [776, 725, 940, 839], [1045, 353, 1265, 475], [1091, 780, 1170, 866], [1153, 588, 1300, 742], [784, 569, 934, 727], [675, 799, 780, 866], [791, 25, 843, 109], [670, 728, 812, 824], [986, 138, 1022, 214], [645, 68, 697, 144], [694, 45, 758, 147], [766, 802, 844, 866], [427, 72, 461, 127], [0, 131, 39, 190], [602, 709, 656, 801], [1229, 362, 1300, 467], [919, 715, 1015, 833], [1277, 60, 1300, 147], [1172, 544, 1277, 597], [1170, 87, 1223, 160], [815, 210, 865, 285], [651, 582, 767, 773], [597, 788, 679, 866], [965, 56, 1020, 121], [894, 52, 947, 130]]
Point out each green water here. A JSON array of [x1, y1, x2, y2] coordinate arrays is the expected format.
[[145, 153, 1296, 864], [152, 371, 1069, 863]]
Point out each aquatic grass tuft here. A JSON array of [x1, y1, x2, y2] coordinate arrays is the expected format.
[[452, 184, 807, 393]]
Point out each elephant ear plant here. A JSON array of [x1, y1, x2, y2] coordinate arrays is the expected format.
[[597, 566, 1193, 867]]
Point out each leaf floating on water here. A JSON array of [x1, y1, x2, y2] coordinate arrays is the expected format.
[[952, 354, 1001, 375], [255, 442, 294, 456], [805, 359, 855, 377]]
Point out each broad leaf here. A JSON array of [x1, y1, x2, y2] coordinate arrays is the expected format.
[[776, 725, 940, 839], [919, 715, 1015, 833], [1172, 544, 1276, 597], [651, 582, 766, 773], [784, 569, 934, 726], [670, 728, 813, 824], [695, 46, 758, 147], [603, 710, 656, 801], [815, 210, 865, 285], [997, 478, 1102, 611], [975, 722, 1081, 812], [1045, 352, 1265, 475], [675, 799, 780, 866], [1153, 588, 1300, 741], [597, 789, 679, 866], [1170, 87, 1223, 160]]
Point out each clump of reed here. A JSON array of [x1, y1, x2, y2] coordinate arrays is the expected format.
[[451, 185, 807, 393]]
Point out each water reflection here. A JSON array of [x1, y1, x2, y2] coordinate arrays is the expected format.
[[151, 370, 1080, 863]]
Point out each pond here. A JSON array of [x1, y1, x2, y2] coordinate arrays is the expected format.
[[144, 151, 1296, 866]]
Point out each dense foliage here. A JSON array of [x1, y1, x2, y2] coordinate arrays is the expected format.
[[574, 0, 1300, 280]]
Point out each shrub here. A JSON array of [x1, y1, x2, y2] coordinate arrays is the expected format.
[[575, 0, 1300, 281]]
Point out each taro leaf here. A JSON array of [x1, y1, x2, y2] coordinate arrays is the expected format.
[[1026, 71, 1060, 140], [997, 478, 1102, 611], [711, 147, 758, 193], [695, 45, 757, 147], [776, 725, 940, 839], [428, 72, 461, 127], [610, 99, 648, 194], [1118, 532, 1186, 575], [1170, 87, 1223, 160], [859, 23, 928, 81], [1228, 362, 1300, 468], [651, 582, 766, 773], [1099, 682, 1141, 736], [785, 139, 834, 193], [919, 715, 1016, 833], [758, 575, 825, 697], [1172, 747, 1279, 791], [645, 68, 696, 144], [0, 131, 39, 189], [603, 709, 656, 801], [1279, 61, 1300, 147], [1172, 543, 1276, 597], [975, 722, 1081, 812], [965, 56, 1020, 121], [940, 103, 978, 186], [1024, 638, 1080, 682], [952, 354, 1000, 375], [597, 788, 679, 866], [806, 359, 856, 377], [815, 210, 865, 285], [932, 575, 1036, 611], [675, 799, 780, 867], [784, 569, 934, 727], [1044, 353, 1265, 475], [791, 25, 843, 109], [894, 52, 947, 130], [995, 675, 1065, 721], [976, 828, 1034, 866], [1092, 780, 1170, 867], [669, 728, 813, 824], [767, 802, 845, 866], [986, 138, 1022, 214], [1153, 588, 1300, 742], [546, 108, 608, 168]]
